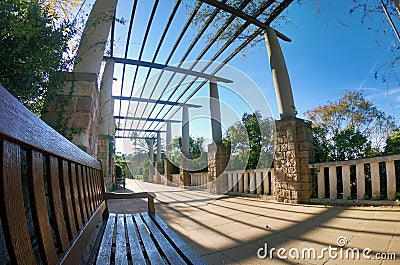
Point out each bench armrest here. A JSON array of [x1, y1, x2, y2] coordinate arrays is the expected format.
[[105, 192, 156, 213]]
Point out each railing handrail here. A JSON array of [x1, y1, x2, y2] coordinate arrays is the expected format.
[[0, 85, 101, 169], [309, 154, 400, 168]]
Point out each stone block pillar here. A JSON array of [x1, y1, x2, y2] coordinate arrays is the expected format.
[[42, 72, 100, 157], [274, 118, 314, 203], [208, 144, 229, 194], [164, 159, 173, 186]]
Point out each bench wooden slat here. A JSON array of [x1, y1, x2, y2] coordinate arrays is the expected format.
[[125, 214, 146, 265], [59, 159, 77, 239], [27, 150, 58, 265], [150, 213, 207, 265], [115, 214, 129, 265], [69, 163, 83, 229], [96, 213, 116, 264], [76, 164, 88, 222], [133, 213, 165, 264], [83, 167, 94, 214], [141, 213, 186, 265], [46, 156, 69, 252], [0, 140, 36, 265], [0, 85, 100, 169], [59, 201, 107, 265]]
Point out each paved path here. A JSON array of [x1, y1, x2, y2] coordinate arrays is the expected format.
[[108, 179, 400, 265]]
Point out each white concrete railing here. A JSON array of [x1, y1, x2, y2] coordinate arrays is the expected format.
[[226, 168, 274, 195], [190, 172, 209, 189], [309, 154, 400, 200]]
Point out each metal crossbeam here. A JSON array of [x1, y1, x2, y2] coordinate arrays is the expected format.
[[116, 128, 165, 133], [200, 0, 291, 42], [113, 96, 202, 108], [114, 116, 180, 123], [104, 56, 232, 83]]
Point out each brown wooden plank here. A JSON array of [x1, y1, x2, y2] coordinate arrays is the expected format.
[[125, 214, 146, 265], [46, 156, 69, 252], [133, 213, 165, 264], [59, 159, 77, 239], [27, 150, 58, 265], [141, 213, 186, 265], [0, 140, 36, 265], [76, 164, 88, 222], [85, 167, 96, 212], [150, 213, 207, 265], [82, 166, 93, 214], [95, 213, 116, 264], [0, 85, 101, 169], [88, 168, 96, 211], [115, 214, 128, 265], [59, 201, 107, 265], [69, 163, 83, 229], [90, 167, 99, 207]]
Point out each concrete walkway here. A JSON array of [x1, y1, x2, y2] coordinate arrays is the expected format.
[[108, 179, 400, 265]]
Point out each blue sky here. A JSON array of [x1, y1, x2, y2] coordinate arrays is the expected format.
[[225, 1, 400, 120]]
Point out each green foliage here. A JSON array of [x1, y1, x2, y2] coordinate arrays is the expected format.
[[0, 0, 75, 115], [223, 111, 274, 170], [305, 90, 398, 162], [168, 136, 208, 171], [385, 130, 400, 155]]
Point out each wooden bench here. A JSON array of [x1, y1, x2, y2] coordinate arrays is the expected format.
[[0, 85, 206, 265]]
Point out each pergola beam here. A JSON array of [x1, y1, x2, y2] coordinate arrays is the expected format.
[[114, 116, 180, 123], [104, 56, 232, 83], [113, 96, 202, 108], [200, 0, 291, 42], [116, 128, 165, 133], [115, 136, 156, 139]]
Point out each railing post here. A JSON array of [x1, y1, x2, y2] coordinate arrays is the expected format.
[[317, 168, 325, 199], [263, 170, 271, 195], [342, 165, 351, 199], [243, 172, 249, 194], [370, 162, 380, 198], [238, 173, 244, 193], [356, 164, 365, 199], [249, 171, 256, 194], [227, 173, 233, 192], [329, 166, 337, 199], [386, 161, 396, 200], [256, 170, 262, 195], [233, 172, 238, 192]]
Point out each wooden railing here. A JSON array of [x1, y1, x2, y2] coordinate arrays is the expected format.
[[226, 169, 274, 195], [309, 155, 400, 200]]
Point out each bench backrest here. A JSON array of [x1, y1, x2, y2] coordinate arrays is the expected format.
[[0, 85, 104, 265]]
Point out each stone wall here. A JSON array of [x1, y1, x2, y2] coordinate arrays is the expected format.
[[42, 72, 100, 157], [208, 144, 229, 194], [274, 118, 314, 203]]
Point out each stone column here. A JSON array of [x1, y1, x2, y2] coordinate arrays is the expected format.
[[74, 0, 118, 76], [386, 161, 396, 200], [97, 59, 115, 191], [148, 139, 154, 183], [264, 27, 296, 119], [42, 73, 100, 157], [180, 105, 191, 187], [156, 132, 163, 183], [164, 121, 173, 185], [356, 164, 365, 199], [273, 118, 314, 203], [370, 162, 380, 198], [342, 165, 351, 199], [207, 81, 229, 194]]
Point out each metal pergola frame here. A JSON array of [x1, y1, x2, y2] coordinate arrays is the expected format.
[[110, 0, 294, 141]]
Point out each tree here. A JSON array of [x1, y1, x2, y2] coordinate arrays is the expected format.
[[385, 129, 400, 155], [0, 0, 75, 115], [305, 90, 398, 162], [168, 136, 208, 172], [223, 111, 274, 170]]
